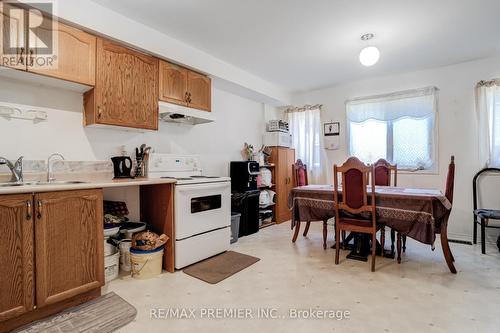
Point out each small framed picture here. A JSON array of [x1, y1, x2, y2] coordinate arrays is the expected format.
[[324, 122, 340, 136]]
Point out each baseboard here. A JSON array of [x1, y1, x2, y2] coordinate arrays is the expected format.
[[448, 239, 473, 245], [448, 231, 498, 245]]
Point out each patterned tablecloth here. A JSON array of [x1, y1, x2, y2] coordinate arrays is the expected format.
[[288, 185, 452, 246]]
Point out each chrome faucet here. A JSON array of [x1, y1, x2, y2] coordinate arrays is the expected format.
[[47, 153, 65, 182], [0, 156, 23, 183]]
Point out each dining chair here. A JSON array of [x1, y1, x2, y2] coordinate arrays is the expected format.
[[292, 159, 329, 249], [373, 159, 399, 254], [334, 157, 382, 272], [395, 156, 457, 273], [472, 167, 500, 254]]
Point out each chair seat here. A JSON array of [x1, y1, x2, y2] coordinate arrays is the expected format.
[[474, 209, 500, 220]]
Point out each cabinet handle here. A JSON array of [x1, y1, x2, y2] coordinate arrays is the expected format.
[[26, 200, 32, 220], [29, 49, 34, 66], [185, 92, 189, 103], [97, 106, 102, 119], [37, 200, 42, 219], [188, 92, 192, 103], [19, 47, 25, 65]]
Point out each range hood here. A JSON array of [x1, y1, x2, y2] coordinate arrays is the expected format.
[[158, 101, 215, 125]]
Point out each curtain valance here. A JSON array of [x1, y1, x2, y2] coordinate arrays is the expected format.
[[346, 87, 438, 123]]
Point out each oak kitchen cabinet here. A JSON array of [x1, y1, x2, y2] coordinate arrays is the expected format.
[[0, 194, 34, 322], [159, 60, 212, 112], [269, 147, 295, 223], [0, 2, 26, 71], [84, 38, 159, 130], [0, 4, 96, 85], [0, 189, 103, 327]]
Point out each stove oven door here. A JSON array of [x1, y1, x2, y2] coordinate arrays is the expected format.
[[174, 182, 231, 240]]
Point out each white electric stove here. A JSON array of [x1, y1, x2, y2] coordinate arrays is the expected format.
[[148, 153, 231, 269]]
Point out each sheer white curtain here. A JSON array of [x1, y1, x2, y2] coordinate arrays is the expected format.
[[346, 87, 438, 170], [287, 106, 327, 184], [476, 80, 500, 167]]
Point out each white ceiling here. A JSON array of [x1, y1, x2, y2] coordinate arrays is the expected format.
[[92, 0, 500, 93]]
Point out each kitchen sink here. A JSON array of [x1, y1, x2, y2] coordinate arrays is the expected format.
[[0, 181, 88, 187]]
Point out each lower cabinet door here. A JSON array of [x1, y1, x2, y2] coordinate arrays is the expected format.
[[34, 189, 104, 308], [0, 194, 34, 322]]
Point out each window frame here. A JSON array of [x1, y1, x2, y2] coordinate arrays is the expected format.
[[346, 87, 439, 174]]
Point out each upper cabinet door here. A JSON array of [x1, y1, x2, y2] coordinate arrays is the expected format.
[[34, 189, 103, 308], [0, 3, 27, 70], [187, 71, 211, 112], [0, 194, 34, 322], [28, 13, 96, 86], [93, 38, 158, 130], [159, 60, 188, 106]]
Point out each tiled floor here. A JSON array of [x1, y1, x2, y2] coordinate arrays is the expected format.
[[106, 222, 500, 333]]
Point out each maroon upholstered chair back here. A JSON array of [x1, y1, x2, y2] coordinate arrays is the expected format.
[[334, 157, 375, 216], [344, 168, 365, 209], [293, 159, 308, 186], [445, 156, 455, 204], [373, 159, 397, 186]]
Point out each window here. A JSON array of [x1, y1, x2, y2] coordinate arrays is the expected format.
[[347, 87, 438, 170]]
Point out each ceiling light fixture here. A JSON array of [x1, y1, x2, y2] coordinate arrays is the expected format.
[[359, 33, 380, 67]]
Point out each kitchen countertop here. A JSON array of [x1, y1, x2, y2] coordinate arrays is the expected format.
[[0, 177, 177, 195]]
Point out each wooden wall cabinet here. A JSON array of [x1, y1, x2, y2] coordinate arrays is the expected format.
[[29, 16, 96, 86], [159, 61, 188, 106], [0, 189, 103, 328], [269, 147, 295, 224], [85, 38, 159, 130], [0, 3, 26, 71], [159, 60, 211, 112], [0, 4, 96, 85]]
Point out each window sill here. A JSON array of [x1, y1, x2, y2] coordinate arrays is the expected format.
[[397, 168, 438, 176]]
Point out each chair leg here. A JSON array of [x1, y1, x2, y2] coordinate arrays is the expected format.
[[402, 235, 407, 253], [390, 229, 395, 255], [292, 220, 301, 243], [481, 218, 486, 254], [473, 215, 478, 244], [302, 221, 311, 237], [380, 226, 385, 255], [322, 221, 327, 250], [440, 225, 457, 274], [335, 226, 340, 265], [371, 233, 377, 272], [396, 232, 402, 264], [341, 231, 346, 249]]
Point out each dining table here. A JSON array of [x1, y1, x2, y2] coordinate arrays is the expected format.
[[288, 184, 452, 262]]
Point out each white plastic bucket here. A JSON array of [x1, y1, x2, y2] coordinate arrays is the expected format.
[[104, 247, 120, 283], [119, 239, 132, 272], [103, 238, 116, 256], [130, 247, 164, 279]]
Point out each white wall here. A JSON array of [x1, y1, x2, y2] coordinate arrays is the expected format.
[[292, 56, 500, 242], [0, 77, 265, 177]]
